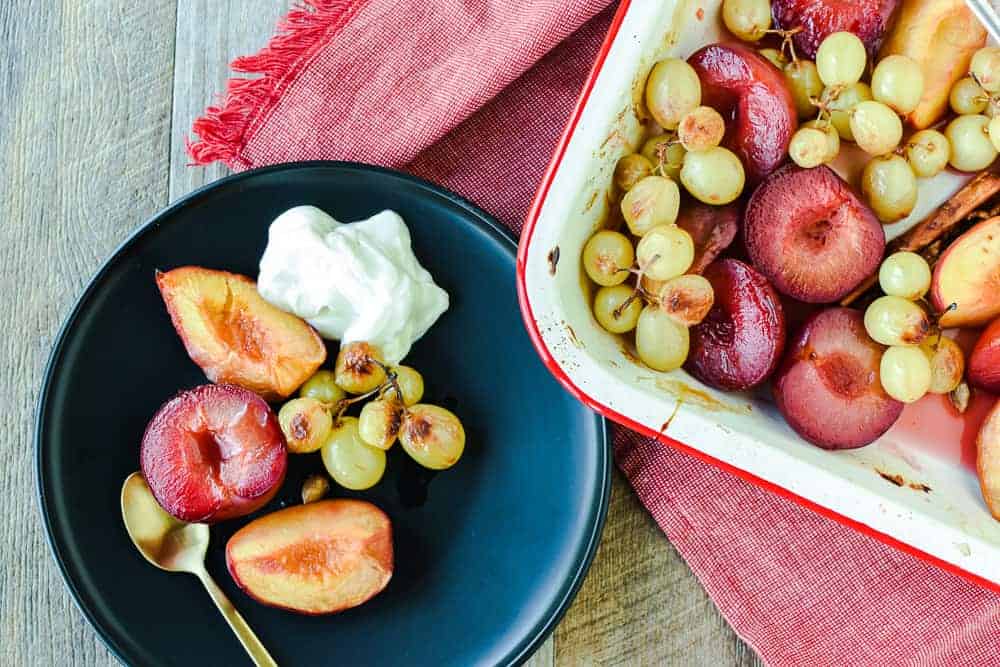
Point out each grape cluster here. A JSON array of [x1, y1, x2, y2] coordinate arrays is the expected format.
[[862, 252, 964, 403], [277, 341, 466, 491], [719, 0, 1000, 224]]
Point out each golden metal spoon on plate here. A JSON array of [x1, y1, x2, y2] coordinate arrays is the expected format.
[[120, 472, 277, 667]]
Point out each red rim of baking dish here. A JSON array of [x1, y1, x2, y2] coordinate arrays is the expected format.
[[515, 0, 1000, 596]]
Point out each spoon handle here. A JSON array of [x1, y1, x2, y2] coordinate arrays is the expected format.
[[197, 569, 278, 667]]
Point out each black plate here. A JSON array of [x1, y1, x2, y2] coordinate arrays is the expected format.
[[36, 162, 610, 667]]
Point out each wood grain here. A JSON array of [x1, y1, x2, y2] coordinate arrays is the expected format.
[[1, 1, 759, 665], [0, 2, 177, 666]]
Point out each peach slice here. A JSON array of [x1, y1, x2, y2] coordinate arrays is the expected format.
[[977, 399, 1000, 520], [156, 267, 326, 400], [226, 499, 393, 615], [878, 0, 987, 129], [930, 216, 1000, 328]]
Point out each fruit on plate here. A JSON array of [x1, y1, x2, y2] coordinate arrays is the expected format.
[[904, 129, 950, 178], [878, 251, 931, 300], [722, 0, 772, 42], [321, 416, 387, 490], [335, 341, 388, 394], [156, 267, 326, 401], [684, 259, 785, 391], [878, 0, 987, 129], [783, 59, 823, 120], [278, 397, 333, 454], [970, 46, 1000, 93], [969, 318, 1000, 392], [657, 274, 716, 326], [879, 344, 932, 403], [621, 175, 681, 236], [140, 384, 287, 523], [744, 164, 884, 303], [583, 230, 634, 287], [771, 0, 900, 60], [950, 76, 988, 115], [677, 106, 726, 151], [816, 32, 868, 88], [613, 153, 654, 193], [593, 284, 643, 333], [688, 43, 798, 184], [635, 305, 690, 372], [826, 81, 873, 141], [930, 216, 1000, 327], [849, 100, 903, 156], [870, 54, 924, 114], [976, 399, 1000, 520], [399, 404, 466, 470], [863, 295, 931, 347], [636, 224, 695, 280], [679, 145, 746, 204], [675, 200, 740, 274], [773, 308, 904, 449], [226, 499, 393, 615]]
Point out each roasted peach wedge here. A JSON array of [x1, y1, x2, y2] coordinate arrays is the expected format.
[[878, 0, 987, 129], [969, 317, 1000, 393], [156, 266, 326, 400], [226, 499, 393, 615], [930, 216, 1000, 328]]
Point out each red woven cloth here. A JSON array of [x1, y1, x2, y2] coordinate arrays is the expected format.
[[188, 2, 1000, 664]]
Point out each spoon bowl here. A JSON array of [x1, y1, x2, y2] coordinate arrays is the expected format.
[[120, 472, 277, 667]]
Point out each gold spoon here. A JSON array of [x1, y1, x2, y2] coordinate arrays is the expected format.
[[120, 472, 278, 667]]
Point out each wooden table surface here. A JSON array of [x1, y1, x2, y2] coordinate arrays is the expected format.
[[0, 2, 762, 664]]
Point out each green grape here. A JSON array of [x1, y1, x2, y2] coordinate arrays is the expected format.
[[635, 225, 695, 280], [920, 335, 965, 395], [950, 76, 988, 115], [384, 365, 424, 406], [640, 134, 686, 180], [358, 398, 403, 450], [826, 81, 872, 141], [784, 60, 823, 119], [970, 46, 1000, 93], [321, 417, 387, 490], [759, 48, 788, 69], [945, 114, 998, 172], [878, 251, 931, 299], [679, 146, 745, 205], [722, 0, 771, 41], [593, 284, 642, 333], [802, 119, 840, 162], [989, 115, 1000, 152], [864, 295, 930, 347], [871, 55, 924, 114], [849, 100, 903, 156], [645, 58, 702, 130], [904, 129, 950, 178], [861, 154, 918, 223], [816, 32, 867, 87], [621, 175, 681, 236], [614, 153, 654, 192], [582, 230, 635, 286], [400, 404, 466, 470], [334, 341, 387, 394], [880, 345, 932, 403], [657, 274, 715, 326], [299, 369, 347, 405], [789, 126, 832, 168], [279, 397, 333, 454], [677, 106, 726, 151], [635, 305, 690, 372]]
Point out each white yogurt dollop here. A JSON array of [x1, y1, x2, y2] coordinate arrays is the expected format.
[[257, 205, 449, 364]]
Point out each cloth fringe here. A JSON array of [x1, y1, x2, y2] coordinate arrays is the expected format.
[[186, 0, 359, 168]]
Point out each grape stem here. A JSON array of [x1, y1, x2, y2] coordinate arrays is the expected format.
[[328, 357, 406, 422]]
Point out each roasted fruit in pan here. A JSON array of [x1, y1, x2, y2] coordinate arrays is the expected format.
[[688, 43, 798, 184], [969, 318, 1000, 393], [774, 308, 904, 449], [226, 499, 393, 615], [744, 165, 884, 304], [977, 400, 1000, 521], [878, 0, 987, 129], [675, 200, 740, 274], [685, 259, 785, 391], [140, 384, 287, 523], [156, 266, 326, 401], [771, 0, 900, 60], [930, 216, 1000, 328]]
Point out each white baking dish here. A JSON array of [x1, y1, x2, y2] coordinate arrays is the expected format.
[[518, 0, 1000, 589]]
